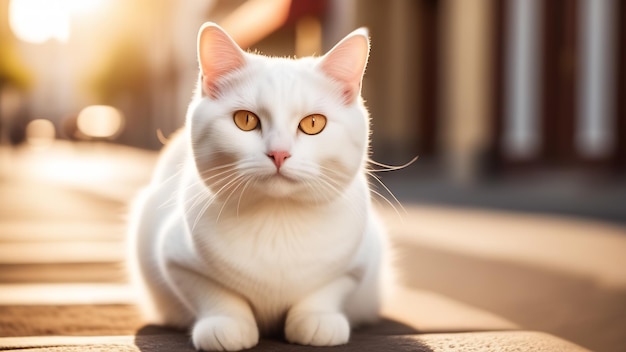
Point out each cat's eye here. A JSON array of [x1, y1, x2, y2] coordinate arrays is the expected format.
[[299, 114, 327, 135], [233, 110, 260, 131]]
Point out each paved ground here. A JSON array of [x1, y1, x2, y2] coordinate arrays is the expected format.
[[0, 142, 624, 351]]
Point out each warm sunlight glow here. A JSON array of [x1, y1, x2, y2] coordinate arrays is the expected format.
[[77, 105, 124, 139], [64, 0, 104, 15], [8, 0, 103, 44]]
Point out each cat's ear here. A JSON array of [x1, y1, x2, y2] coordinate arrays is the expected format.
[[197, 22, 246, 98], [318, 28, 370, 105]]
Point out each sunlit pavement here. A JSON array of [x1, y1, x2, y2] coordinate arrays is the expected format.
[[1, 142, 623, 351]]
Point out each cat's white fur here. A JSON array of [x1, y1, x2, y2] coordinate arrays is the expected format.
[[129, 22, 384, 351]]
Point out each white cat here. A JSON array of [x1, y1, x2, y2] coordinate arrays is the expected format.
[[129, 22, 384, 351]]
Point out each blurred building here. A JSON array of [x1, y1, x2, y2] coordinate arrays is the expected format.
[[349, 0, 625, 183], [1, 0, 624, 182]]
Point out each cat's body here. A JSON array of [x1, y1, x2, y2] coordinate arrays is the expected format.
[[129, 23, 383, 351]]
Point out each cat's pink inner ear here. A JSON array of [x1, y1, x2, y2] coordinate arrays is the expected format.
[[197, 23, 245, 98], [319, 28, 370, 105]]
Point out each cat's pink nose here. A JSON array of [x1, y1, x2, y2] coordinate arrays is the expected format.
[[267, 151, 291, 170]]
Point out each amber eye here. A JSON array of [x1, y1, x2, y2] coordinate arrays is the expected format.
[[299, 114, 327, 135], [233, 110, 260, 131]]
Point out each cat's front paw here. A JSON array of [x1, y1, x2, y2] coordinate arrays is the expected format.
[[192, 316, 259, 351], [285, 311, 350, 346]]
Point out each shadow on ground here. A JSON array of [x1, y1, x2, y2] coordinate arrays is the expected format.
[[134, 319, 431, 352]]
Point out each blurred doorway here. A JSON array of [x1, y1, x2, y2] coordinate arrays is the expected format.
[[493, 0, 625, 174], [414, 0, 440, 160]]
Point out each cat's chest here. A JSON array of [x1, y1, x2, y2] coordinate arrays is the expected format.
[[195, 205, 364, 293]]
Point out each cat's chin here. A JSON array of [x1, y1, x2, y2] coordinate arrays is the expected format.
[[247, 172, 317, 202], [258, 173, 300, 197]]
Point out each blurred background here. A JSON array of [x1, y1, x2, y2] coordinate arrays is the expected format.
[[0, 0, 625, 351], [1, 0, 624, 220]]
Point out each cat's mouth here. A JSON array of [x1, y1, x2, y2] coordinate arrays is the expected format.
[[253, 171, 301, 198], [255, 170, 300, 189], [269, 172, 297, 183]]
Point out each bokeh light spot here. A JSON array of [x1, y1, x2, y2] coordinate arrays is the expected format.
[[76, 105, 124, 139], [26, 119, 56, 149]]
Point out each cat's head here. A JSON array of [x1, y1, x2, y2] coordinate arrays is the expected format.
[[188, 22, 370, 204]]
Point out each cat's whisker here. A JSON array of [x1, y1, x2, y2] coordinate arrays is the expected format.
[[317, 170, 353, 198], [297, 163, 353, 206], [365, 157, 414, 217], [168, 166, 238, 211], [369, 188, 400, 217], [367, 172, 407, 220], [198, 161, 240, 175], [215, 174, 248, 224], [186, 189, 212, 220], [367, 156, 418, 173], [314, 174, 364, 220], [156, 168, 186, 209], [300, 178, 328, 206], [196, 172, 248, 227], [184, 179, 222, 212], [187, 159, 262, 232], [186, 171, 240, 227], [184, 189, 212, 214], [199, 166, 239, 183], [189, 178, 240, 231], [191, 194, 214, 232], [183, 167, 239, 209], [236, 177, 254, 218]]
